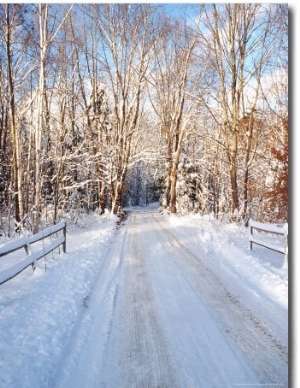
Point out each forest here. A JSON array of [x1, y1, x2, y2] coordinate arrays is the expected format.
[[0, 4, 288, 235]]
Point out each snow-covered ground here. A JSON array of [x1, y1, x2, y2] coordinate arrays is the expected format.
[[0, 203, 288, 387]]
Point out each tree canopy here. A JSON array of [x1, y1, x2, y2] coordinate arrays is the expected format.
[[0, 4, 288, 234]]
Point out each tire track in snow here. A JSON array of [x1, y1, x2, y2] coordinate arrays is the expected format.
[[92, 212, 180, 387], [53, 209, 287, 387], [53, 227, 127, 388], [150, 213, 288, 387], [54, 211, 180, 388], [115, 212, 180, 387]]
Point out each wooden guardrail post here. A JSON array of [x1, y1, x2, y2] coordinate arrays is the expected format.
[[249, 220, 253, 251], [0, 219, 67, 285], [63, 221, 66, 253], [249, 218, 288, 267], [23, 242, 35, 271]]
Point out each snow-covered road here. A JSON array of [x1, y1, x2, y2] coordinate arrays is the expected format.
[[55, 208, 288, 387], [0, 205, 288, 387]]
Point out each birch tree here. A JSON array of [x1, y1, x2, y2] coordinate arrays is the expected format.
[[0, 4, 35, 229], [90, 4, 154, 214], [33, 4, 72, 232], [0, 4, 287, 227], [149, 15, 199, 213], [3, 5, 24, 226], [198, 4, 276, 220]]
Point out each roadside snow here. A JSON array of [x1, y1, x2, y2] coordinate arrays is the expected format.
[[0, 205, 288, 387], [164, 212, 288, 347], [0, 213, 118, 388], [167, 213, 288, 306]]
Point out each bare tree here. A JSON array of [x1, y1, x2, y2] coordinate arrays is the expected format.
[[3, 5, 25, 226], [90, 4, 155, 214], [198, 4, 277, 220], [32, 4, 72, 232], [149, 15, 200, 213], [0, 4, 288, 227]]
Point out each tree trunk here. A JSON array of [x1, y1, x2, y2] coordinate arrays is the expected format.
[[33, 4, 48, 233], [169, 167, 177, 213], [164, 136, 172, 208], [240, 115, 254, 221], [99, 184, 106, 215], [111, 182, 123, 215], [5, 5, 24, 227], [229, 163, 239, 218]]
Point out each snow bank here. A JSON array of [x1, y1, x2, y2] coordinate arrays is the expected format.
[[0, 209, 288, 387], [166, 213, 288, 310], [0, 213, 118, 388]]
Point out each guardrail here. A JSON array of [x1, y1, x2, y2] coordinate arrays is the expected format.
[[0, 220, 66, 285], [249, 218, 288, 267]]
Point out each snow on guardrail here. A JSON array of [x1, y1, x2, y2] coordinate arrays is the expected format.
[[249, 218, 288, 268], [0, 220, 66, 285]]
